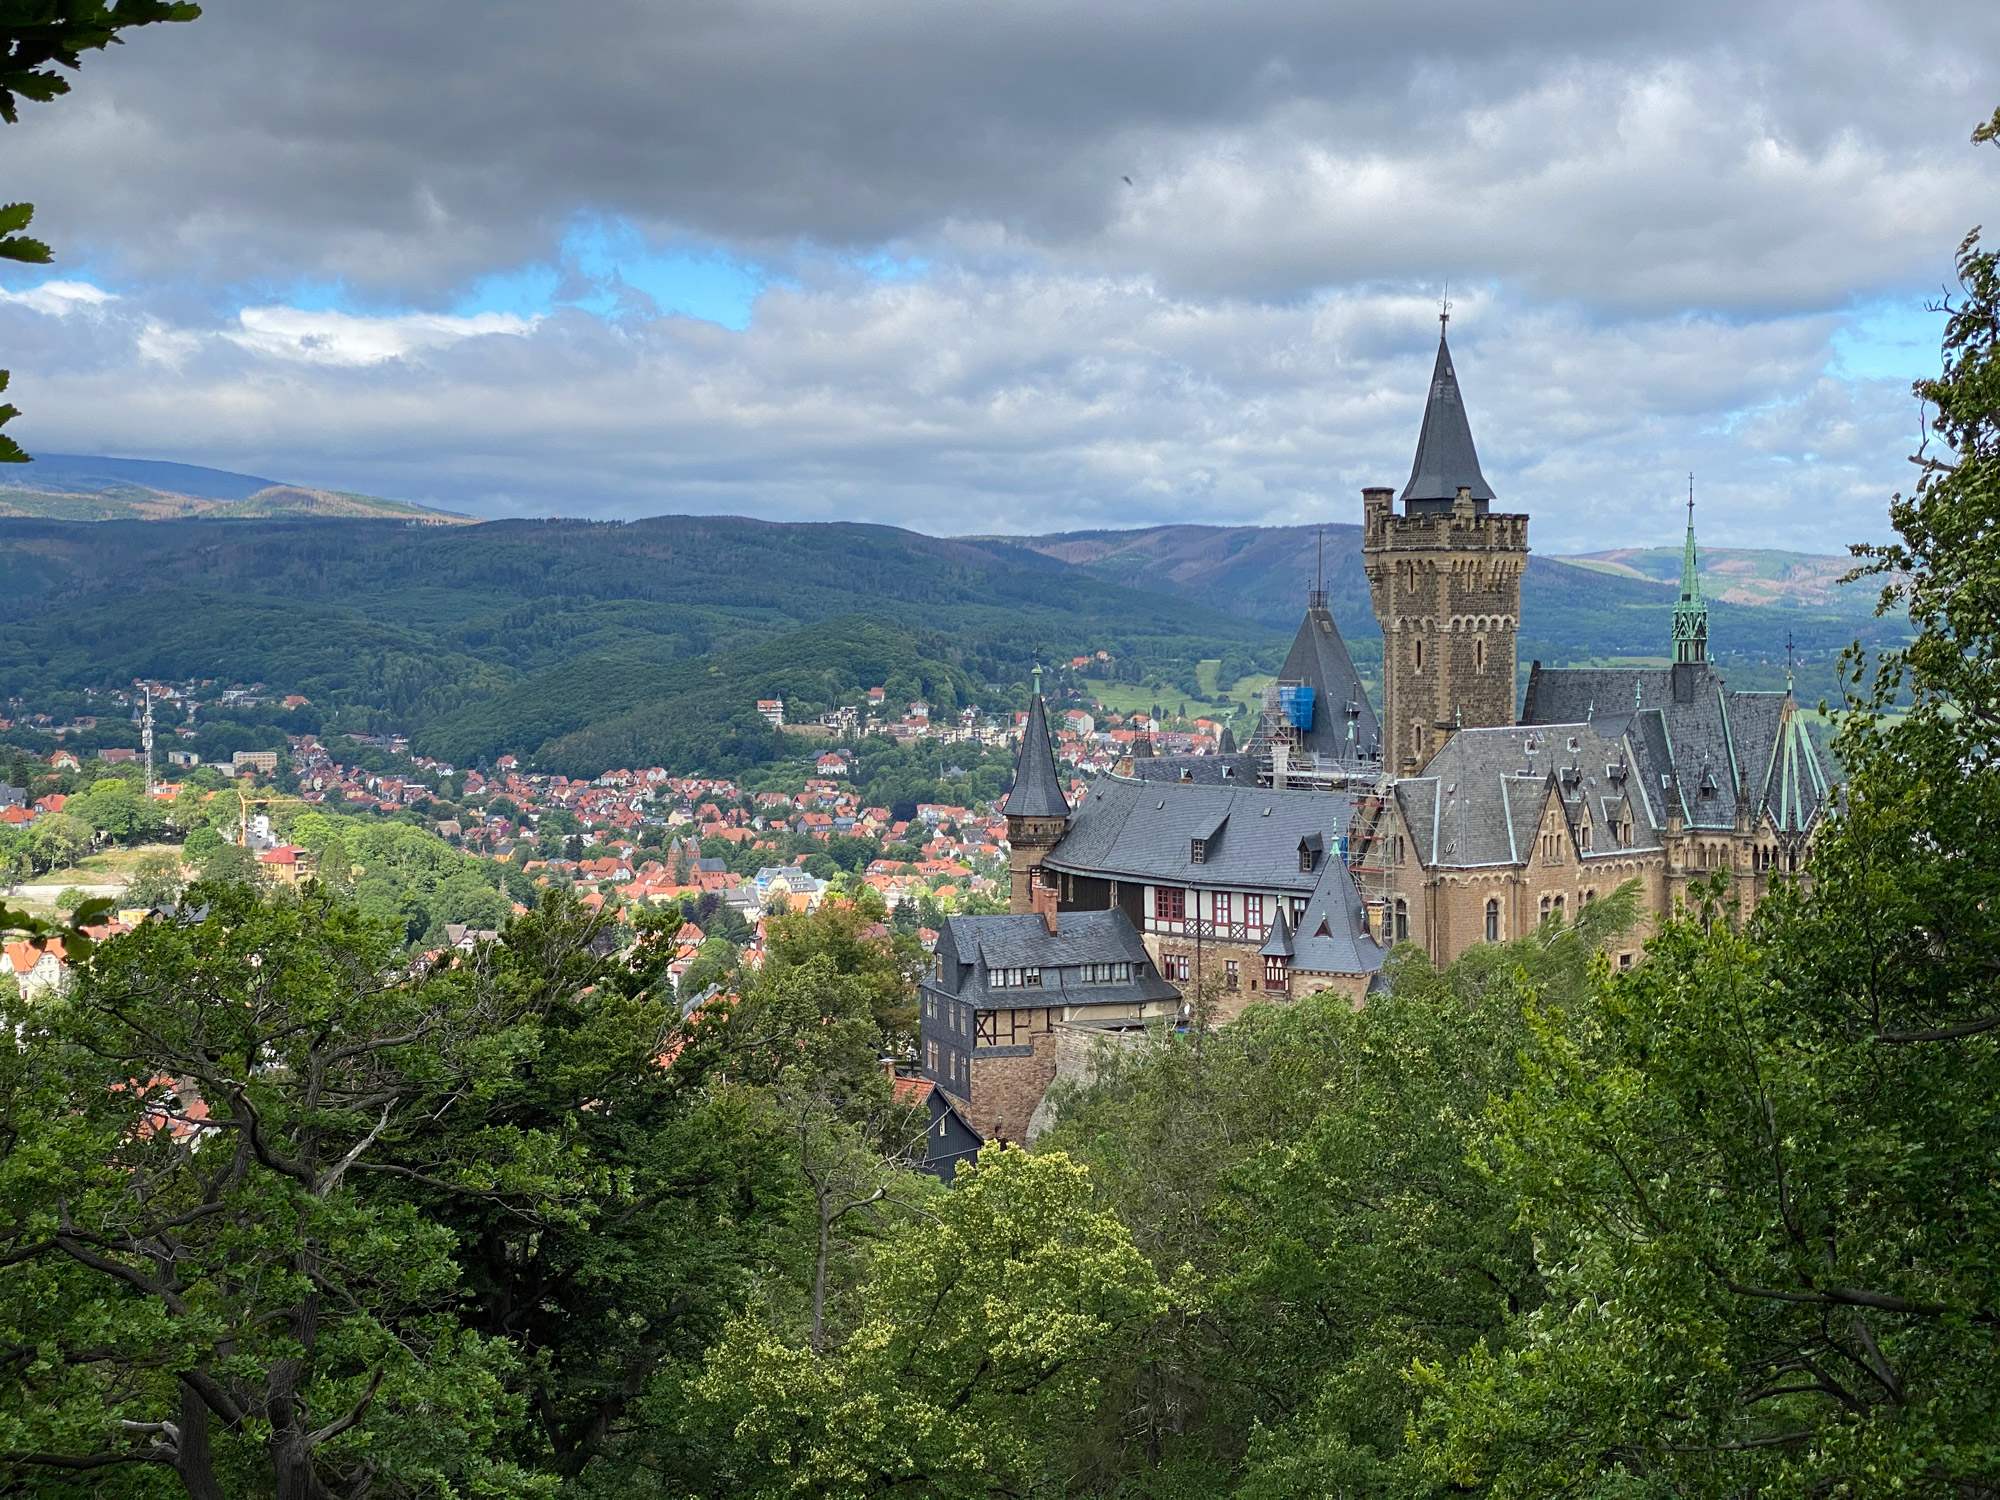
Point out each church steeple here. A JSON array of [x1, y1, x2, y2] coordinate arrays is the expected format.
[[1401, 315, 1495, 514], [1672, 479, 1707, 667]]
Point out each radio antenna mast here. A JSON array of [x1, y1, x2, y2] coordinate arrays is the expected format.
[[141, 685, 155, 795]]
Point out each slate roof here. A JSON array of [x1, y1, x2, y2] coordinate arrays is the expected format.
[[1401, 664, 1833, 870], [1045, 774, 1385, 979], [1045, 775, 1353, 895], [1290, 852, 1388, 976], [1520, 662, 1830, 835], [1401, 331, 1495, 509], [1397, 722, 1647, 869], [1260, 905, 1294, 958], [1003, 694, 1070, 818], [1277, 606, 1382, 762], [1131, 754, 1261, 785], [925, 910, 1179, 1011]]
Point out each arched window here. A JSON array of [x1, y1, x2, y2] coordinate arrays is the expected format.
[[1414, 638, 1424, 672], [1393, 899, 1408, 943], [1485, 899, 1499, 943], [1553, 894, 1565, 922]]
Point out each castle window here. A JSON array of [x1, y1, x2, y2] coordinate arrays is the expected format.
[[1264, 955, 1287, 991], [1165, 953, 1191, 982], [1474, 638, 1485, 671], [1225, 960, 1239, 991], [1415, 639, 1424, 672], [1540, 895, 1552, 922], [1246, 894, 1265, 932], [1190, 837, 1207, 863], [1393, 899, 1408, 942], [1553, 895, 1565, 922], [1213, 891, 1233, 927], [1485, 899, 1499, 943], [1156, 887, 1186, 923]]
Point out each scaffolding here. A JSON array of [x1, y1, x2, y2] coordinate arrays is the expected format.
[[1341, 781, 1400, 945], [1249, 679, 1381, 791]]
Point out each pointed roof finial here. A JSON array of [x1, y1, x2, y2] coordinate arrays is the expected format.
[[1031, 658, 1043, 699], [1786, 630, 1795, 694], [1440, 286, 1451, 331], [1672, 477, 1708, 667]]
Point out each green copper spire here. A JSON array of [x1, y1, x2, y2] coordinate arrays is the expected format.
[[1672, 476, 1707, 667]]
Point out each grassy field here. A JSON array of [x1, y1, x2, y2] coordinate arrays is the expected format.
[[1082, 667, 1274, 728]]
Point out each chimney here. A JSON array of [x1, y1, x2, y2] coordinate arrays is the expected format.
[[1031, 874, 1058, 935]]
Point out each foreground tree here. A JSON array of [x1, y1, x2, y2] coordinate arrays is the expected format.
[[689, 1146, 1169, 1500], [1037, 890, 1638, 1496], [0, 883, 574, 1498]]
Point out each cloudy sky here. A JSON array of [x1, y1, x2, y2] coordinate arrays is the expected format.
[[0, 0, 1994, 550]]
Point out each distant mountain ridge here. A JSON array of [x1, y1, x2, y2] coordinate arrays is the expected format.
[[0, 453, 473, 523]]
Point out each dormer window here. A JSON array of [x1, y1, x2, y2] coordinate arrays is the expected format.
[[1297, 832, 1324, 872], [1190, 837, 1208, 864]]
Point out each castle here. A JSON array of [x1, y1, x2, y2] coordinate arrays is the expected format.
[[917, 318, 1832, 1151]]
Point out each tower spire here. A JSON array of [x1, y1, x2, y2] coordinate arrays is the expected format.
[[1400, 316, 1494, 509], [1672, 475, 1708, 668]]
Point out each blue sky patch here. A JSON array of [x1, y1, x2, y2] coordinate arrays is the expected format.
[[1829, 296, 1947, 383]]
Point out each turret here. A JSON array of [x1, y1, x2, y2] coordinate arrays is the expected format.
[[1003, 664, 1070, 912]]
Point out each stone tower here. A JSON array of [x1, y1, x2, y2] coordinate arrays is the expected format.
[[1362, 322, 1530, 774], [1002, 667, 1070, 912]]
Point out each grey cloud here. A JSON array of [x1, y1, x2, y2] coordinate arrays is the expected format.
[[0, 268, 1919, 552], [1, 0, 1992, 312]]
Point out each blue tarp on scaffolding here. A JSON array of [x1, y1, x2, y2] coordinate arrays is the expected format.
[[1278, 684, 1315, 730]]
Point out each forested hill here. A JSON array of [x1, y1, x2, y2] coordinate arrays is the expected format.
[[0, 510, 1906, 774], [0, 515, 1275, 774], [991, 521, 1908, 699]]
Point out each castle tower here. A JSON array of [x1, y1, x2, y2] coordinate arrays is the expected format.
[[1670, 484, 1709, 703], [1003, 666, 1070, 912], [1362, 320, 1530, 774]]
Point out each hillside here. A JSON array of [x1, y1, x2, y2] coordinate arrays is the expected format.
[[0, 508, 1910, 776], [986, 522, 1907, 703], [0, 514, 1278, 772], [1563, 545, 1883, 613], [0, 453, 472, 523]]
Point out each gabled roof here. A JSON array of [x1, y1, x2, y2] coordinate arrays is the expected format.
[[1003, 695, 1070, 818], [925, 910, 1178, 1011], [1277, 606, 1382, 761], [1045, 776, 1352, 895], [1520, 661, 1832, 835], [1401, 331, 1495, 506]]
